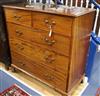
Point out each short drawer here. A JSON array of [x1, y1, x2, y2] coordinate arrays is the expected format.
[[4, 8, 31, 27], [32, 12, 73, 37], [7, 23, 71, 56], [9, 39, 69, 74]]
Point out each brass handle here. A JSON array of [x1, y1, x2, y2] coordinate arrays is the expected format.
[[13, 15, 21, 20], [44, 56, 55, 63], [44, 74, 54, 80], [48, 25, 53, 37], [44, 54, 55, 63], [15, 44, 24, 51], [44, 37, 56, 46], [45, 20, 56, 25], [15, 30, 23, 36], [44, 19, 56, 38]]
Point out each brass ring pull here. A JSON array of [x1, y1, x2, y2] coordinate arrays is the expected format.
[[49, 25, 53, 37], [44, 37, 56, 46]]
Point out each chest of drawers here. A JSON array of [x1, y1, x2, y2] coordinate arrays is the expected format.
[[3, 4, 95, 95]]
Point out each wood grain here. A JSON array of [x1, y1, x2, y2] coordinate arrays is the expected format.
[[7, 22, 71, 56], [4, 8, 32, 27], [3, 4, 95, 95], [67, 11, 95, 92], [32, 12, 73, 37], [11, 51, 67, 91], [9, 39, 69, 75]]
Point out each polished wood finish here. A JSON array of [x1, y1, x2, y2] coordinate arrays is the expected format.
[[3, 4, 95, 17], [11, 51, 67, 91], [9, 39, 69, 75], [4, 8, 32, 27], [7, 23, 71, 56], [67, 13, 95, 92], [32, 12, 73, 37], [3, 4, 95, 95]]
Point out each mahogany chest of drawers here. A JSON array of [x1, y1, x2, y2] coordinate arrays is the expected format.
[[3, 4, 95, 95]]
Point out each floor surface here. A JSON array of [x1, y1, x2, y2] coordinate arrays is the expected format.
[[82, 51, 100, 96], [0, 70, 42, 96]]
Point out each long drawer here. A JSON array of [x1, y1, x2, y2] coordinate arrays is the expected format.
[[9, 39, 69, 75], [11, 51, 67, 91], [7, 23, 71, 56], [4, 8, 32, 27], [32, 12, 73, 37]]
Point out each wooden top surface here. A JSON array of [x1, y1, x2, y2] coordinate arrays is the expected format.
[[3, 3, 95, 17]]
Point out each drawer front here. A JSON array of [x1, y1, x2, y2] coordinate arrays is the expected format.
[[9, 39, 69, 74], [32, 12, 73, 37], [7, 23, 71, 56], [11, 51, 67, 90], [11, 51, 55, 86], [4, 8, 31, 27]]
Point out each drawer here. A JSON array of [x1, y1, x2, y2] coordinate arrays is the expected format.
[[4, 8, 31, 27], [32, 12, 73, 37], [9, 39, 69, 74], [11, 52, 67, 90], [7, 23, 71, 56], [11, 51, 55, 86]]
